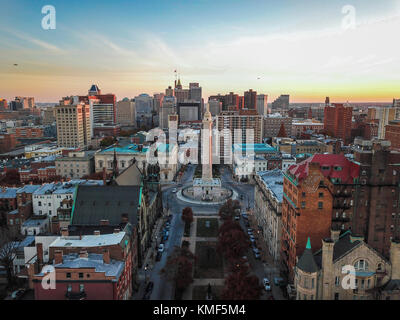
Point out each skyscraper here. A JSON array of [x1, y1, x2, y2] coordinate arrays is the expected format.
[[244, 89, 257, 109], [116, 98, 136, 127], [256, 94, 268, 116], [56, 97, 91, 148], [272, 95, 290, 111], [189, 83, 202, 102], [324, 103, 353, 144]]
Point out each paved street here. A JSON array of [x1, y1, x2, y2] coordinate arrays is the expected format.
[[135, 163, 282, 300]]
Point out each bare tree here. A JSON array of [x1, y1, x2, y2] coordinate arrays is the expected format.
[[0, 227, 20, 288]]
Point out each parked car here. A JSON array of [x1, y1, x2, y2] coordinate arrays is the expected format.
[[247, 228, 253, 233], [249, 235, 256, 242], [10, 288, 26, 300], [252, 247, 260, 254], [254, 252, 261, 259], [247, 230, 253, 236], [234, 215, 240, 221], [142, 281, 154, 300], [158, 244, 165, 252], [263, 278, 271, 291], [274, 277, 286, 287], [172, 188, 177, 193], [156, 252, 162, 261]]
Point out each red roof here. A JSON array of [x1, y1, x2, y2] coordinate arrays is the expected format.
[[288, 154, 359, 183]]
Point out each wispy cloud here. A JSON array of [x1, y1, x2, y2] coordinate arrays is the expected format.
[[1, 28, 65, 54]]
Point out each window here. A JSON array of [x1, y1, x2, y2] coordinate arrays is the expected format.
[[67, 285, 72, 292], [79, 273, 83, 278], [66, 272, 71, 278], [301, 202, 306, 209], [319, 192, 324, 198], [334, 293, 339, 300], [318, 202, 323, 209], [335, 276, 340, 286], [38, 201, 42, 206], [354, 260, 369, 271], [79, 284, 84, 292]]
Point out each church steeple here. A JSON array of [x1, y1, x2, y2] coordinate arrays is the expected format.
[[112, 149, 119, 179]]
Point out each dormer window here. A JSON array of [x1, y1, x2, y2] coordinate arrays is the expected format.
[[354, 259, 369, 271]]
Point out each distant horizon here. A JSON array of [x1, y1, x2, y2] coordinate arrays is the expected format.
[[1, 0, 400, 102]]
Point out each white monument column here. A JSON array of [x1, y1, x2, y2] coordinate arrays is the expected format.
[[202, 104, 213, 181]]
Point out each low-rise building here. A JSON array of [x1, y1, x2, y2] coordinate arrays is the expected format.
[[56, 150, 95, 179]]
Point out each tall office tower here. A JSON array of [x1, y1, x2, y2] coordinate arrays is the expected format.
[[27, 97, 35, 108], [189, 83, 202, 102], [216, 109, 263, 164], [0, 99, 8, 109], [88, 84, 101, 96], [272, 95, 290, 111], [160, 96, 177, 129], [244, 89, 257, 109], [153, 93, 164, 114], [208, 99, 222, 116], [42, 107, 56, 125], [376, 107, 397, 139], [175, 88, 190, 104], [224, 92, 240, 110], [208, 94, 226, 110], [135, 94, 154, 128], [256, 94, 268, 116], [238, 96, 245, 109], [352, 139, 400, 259], [165, 86, 174, 97], [116, 98, 136, 126], [325, 96, 330, 106], [177, 101, 201, 123], [324, 103, 353, 144], [55, 97, 91, 148]]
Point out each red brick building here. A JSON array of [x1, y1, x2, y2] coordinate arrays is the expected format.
[[385, 120, 400, 150], [352, 139, 400, 258], [281, 162, 333, 281], [324, 103, 353, 145], [15, 127, 45, 139], [32, 229, 135, 300], [0, 133, 17, 153]]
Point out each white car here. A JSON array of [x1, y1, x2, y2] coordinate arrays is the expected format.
[[158, 244, 165, 252], [172, 188, 177, 193], [263, 278, 271, 291], [249, 235, 256, 242]]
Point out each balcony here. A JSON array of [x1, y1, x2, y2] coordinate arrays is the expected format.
[[332, 217, 350, 223]]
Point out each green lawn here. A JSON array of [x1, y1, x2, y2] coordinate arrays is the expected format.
[[196, 218, 219, 238], [194, 241, 224, 279], [192, 285, 224, 300]]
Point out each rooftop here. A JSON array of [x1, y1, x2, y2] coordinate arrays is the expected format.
[[232, 143, 276, 153], [16, 185, 41, 194], [256, 169, 284, 202], [99, 144, 148, 154], [49, 253, 124, 279], [50, 232, 126, 248], [0, 188, 18, 199]]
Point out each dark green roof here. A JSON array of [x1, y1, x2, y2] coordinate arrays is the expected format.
[[297, 237, 319, 273], [71, 185, 140, 226]]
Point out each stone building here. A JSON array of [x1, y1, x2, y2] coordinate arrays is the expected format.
[[295, 230, 400, 300], [254, 169, 283, 263], [56, 150, 95, 179]]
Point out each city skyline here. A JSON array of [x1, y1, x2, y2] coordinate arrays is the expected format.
[[1, 0, 400, 102]]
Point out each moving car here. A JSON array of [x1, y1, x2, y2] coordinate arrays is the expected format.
[[171, 188, 177, 193], [263, 278, 271, 291], [158, 244, 164, 252]]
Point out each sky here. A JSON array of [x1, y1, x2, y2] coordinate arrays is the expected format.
[[0, 0, 400, 103]]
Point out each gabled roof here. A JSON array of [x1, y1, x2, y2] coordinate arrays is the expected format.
[[71, 185, 140, 226], [288, 154, 359, 183]]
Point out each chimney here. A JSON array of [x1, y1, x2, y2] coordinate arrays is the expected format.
[[36, 243, 43, 266], [331, 229, 341, 242], [79, 250, 88, 259], [100, 219, 109, 226], [103, 249, 110, 264], [114, 228, 120, 234], [54, 250, 63, 264], [61, 227, 69, 238], [94, 230, 100, 236], [121, 214, 129, 224]]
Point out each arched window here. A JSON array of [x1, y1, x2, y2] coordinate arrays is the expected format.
[[354, 259, 369, 271]]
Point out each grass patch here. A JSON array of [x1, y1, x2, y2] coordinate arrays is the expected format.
[[192, 285, 224, 300], [196, 218, 219, 238], [194, 241, 224, 279]]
